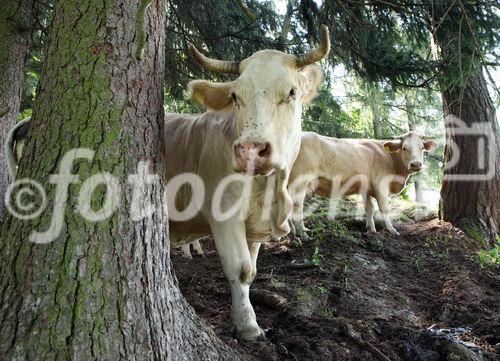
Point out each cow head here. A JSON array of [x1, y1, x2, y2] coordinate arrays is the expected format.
[[188, 26, 329, 175], [383, 131, 437, 173]]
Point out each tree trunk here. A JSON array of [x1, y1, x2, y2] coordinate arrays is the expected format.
[[368, 82, 382, 139], [439, 70, 500, 244], [0, 0, 33, 219], [280, 0, 294, 43], [0, 1, 240, 359], [406, 92, 425, 220]]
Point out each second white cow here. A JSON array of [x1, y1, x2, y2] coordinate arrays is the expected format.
[[289, 131, 437, 238]]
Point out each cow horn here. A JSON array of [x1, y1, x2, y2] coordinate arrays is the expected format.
[[189, 44, 240, 74], [295, 25, 330, 67]]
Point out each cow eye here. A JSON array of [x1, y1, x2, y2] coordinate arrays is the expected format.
[[231, 92, 237, 102], [402, 146, 407, 151], [283, 88, 296, 104]]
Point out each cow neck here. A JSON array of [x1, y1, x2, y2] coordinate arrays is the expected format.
[[391, 151, 410, 179]]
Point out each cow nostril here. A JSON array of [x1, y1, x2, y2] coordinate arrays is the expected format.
[[258, 143, 272, 158]]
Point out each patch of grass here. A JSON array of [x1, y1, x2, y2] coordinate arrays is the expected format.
[[295, 285, 333, 318], [269, 277, 286, 289], [331, 222, 348, 238], [478, 237, 500, 267], [424, 233, 453, 261], [413, 255, 423, 271], [371, 238, 385, 252], [311, 245, 324, 266], [424, 235, 438, 248], [461, 221, 488, 246], [291, 237, 303, 249]]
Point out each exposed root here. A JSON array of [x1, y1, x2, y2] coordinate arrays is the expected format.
[[340, 321, 392, 361]]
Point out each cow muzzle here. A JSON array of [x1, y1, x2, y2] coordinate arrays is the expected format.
[[233, 142, 273, 174], [409, 161, 423, 173]]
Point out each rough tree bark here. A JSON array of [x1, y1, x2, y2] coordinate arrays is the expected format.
[[432, 0, 500, 244], [0, 0, 33, 219], [0, 1, 240, 359], [439, 70, 500, 244]]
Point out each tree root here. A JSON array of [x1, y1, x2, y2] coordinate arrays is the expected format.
[[286, 263, 317, 270], [250, 289, 287, 310], [340, 321, 392, 361]]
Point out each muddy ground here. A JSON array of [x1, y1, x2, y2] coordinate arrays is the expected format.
[[172, 199, 499, 360]]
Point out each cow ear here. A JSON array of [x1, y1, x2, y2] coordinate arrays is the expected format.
[[188, 80, 233, 110], [423, 140, 437, 151], [382, 141, 402, 153], [299, 65, 323, 103]]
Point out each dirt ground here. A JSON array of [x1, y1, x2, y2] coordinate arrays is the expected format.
[[172, 199, 499, 360]]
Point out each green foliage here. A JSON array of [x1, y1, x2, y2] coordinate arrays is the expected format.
[[21, 1, 53, 112], [478, 243, 500, 267], [311, 245, 324, 266], [462, 221, 488, 245], [302, 88, 360, 138], [297, 0, 499, 91], [165, 0, 295, 98], [478, 235, 500, 267]]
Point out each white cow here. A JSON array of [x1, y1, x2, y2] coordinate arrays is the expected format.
[[4, 28, 330, 341], [164, 27, 329, 340], [289, 131, 437, 238]]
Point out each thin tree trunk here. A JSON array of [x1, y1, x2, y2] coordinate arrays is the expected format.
[[0, 1, 240, 359], [368, 82, 382, 139], [0, 0, 33, 219], [439, 70, 500, 245], [280, 0, 294, 43], [406, 92, 425, 220]]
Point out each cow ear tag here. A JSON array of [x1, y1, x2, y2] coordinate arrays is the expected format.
[[383, 145, 391, 152]]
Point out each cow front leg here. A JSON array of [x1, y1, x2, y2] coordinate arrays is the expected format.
[[211, 221, 264, 341], [374, 190, 399, 236], [364, 195, 377, 233]]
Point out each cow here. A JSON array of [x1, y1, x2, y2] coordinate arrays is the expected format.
[[4, 27, 330, 341], [163, 27, 329, 340], [288, 131, 437, 239]]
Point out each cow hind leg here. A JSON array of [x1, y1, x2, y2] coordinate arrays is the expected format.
[[374, 190, 399, 236], [181, 244, 192, 259], [192, 240, 204, 256], [292, 191, 310, 241], [211, 221, 264, 341], [364, 196, 377, 233]]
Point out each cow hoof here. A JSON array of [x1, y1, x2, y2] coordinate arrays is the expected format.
[[232, 325, 265, 341]]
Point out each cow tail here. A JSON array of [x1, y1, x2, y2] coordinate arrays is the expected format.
[[4, 116, 31, 181]]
